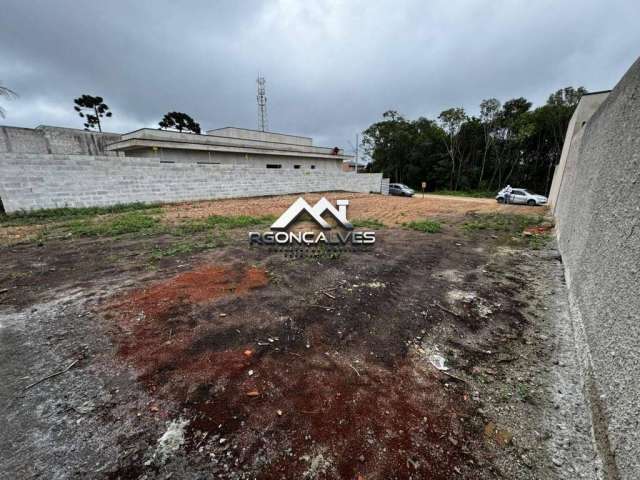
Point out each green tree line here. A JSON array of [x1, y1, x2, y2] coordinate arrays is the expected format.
[[362, 87, 587, 194]]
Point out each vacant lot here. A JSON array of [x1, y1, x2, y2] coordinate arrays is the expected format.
[[1, 193, 585, 479]]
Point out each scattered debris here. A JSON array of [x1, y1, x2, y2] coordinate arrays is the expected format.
[[23, 357, 81, 391], [148, 418, 189, 465], [484, 422, 513, 447], [432, 301, 462, 319], [428, 354, 449, 371]]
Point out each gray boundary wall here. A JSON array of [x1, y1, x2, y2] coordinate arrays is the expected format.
[[553, 57, 640, 478], [547, 91, 609, 212], [0, 153, 383, 213]]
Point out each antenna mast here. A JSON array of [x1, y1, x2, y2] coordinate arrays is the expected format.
[[256, 76, 268, 132]]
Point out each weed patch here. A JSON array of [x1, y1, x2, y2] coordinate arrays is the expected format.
[[69, 212, 160, 237], [462, 213, 544, 233], [205, 214, 275, 230], [405, 219, 442, 233], [0, 202, 160, 226], [150, 235, 229, 258], [524, 233, 551, 250], [168, 214, 275, 237], [351, 218, 385, 229]]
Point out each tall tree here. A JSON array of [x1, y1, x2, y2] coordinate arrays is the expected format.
[[73, 95, 112, 132], [478, 98, 501, 189], [158, 112, 201, 134], [0, 83, 18, 118], [547, 86, 587, 107], [438, 107, 467, 189], [363, 85, 586, 195]]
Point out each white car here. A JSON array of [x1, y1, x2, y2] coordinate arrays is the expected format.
[[496, 187, 547, 206]]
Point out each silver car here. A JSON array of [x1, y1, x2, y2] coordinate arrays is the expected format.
[[389, 183, 415, 197], [496, 188, 547, 206]]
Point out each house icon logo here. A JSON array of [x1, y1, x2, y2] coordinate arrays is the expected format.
[[248, 196, 374, 253], [270, 197, 353, 231]]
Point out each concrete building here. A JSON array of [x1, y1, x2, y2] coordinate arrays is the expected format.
[[341, 159, 371, 172], [105, 127, 351, 171]]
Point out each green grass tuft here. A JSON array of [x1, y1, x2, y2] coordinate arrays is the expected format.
[[69, 212, 160, 236], [462, 213, 544, 233], [150, 235, 229, 258], [351, 218, 385, 229], [0, 202, 160, 226], [205, 214, 276, 229], [405, 219, 442, 233]]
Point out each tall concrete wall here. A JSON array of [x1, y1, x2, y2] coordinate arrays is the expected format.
[[0, 153, 383, 213], [553, 57, 640, 479], [0, 125, 121, 155], [547, 91, 610, 212]]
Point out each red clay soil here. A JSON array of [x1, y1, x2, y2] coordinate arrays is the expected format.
[[106, 263, 488, 479], [523, 225, 554, 235]]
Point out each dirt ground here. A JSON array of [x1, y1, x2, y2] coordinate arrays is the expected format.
[[161, 193, 540, 226], [0, 193, 589, 479]]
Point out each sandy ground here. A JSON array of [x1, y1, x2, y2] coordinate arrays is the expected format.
[[161, 193, 543, 226], [0, 193, 596, 479]]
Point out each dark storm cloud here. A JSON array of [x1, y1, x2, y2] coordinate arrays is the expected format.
[[1, 0, 639, 149]]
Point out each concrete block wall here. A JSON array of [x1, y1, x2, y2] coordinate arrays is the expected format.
[[553, 57, 640, 478], [381, 178, 390, 195], [0, 153, 383, 213]]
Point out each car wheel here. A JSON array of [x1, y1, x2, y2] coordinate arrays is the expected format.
[[527, 199, 536, 206], [497, 197, 505, 204]]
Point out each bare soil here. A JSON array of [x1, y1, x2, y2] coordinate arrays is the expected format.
[[0, 193, 569, 480], [161, 192, 543, 226]]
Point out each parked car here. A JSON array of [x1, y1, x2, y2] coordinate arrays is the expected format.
[[496, 187, 547, 205], [389, 183, 415, 197]]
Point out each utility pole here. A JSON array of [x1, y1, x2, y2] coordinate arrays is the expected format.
[[354, 133, 359, 174], [348, 134, 360, 174], [256, 76, 267, 132]]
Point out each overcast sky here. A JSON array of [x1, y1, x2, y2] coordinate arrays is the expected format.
[[1, 0, 638, 149]]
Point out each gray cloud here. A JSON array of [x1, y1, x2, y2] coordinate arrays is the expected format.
[[1, 0, 638, 149]]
